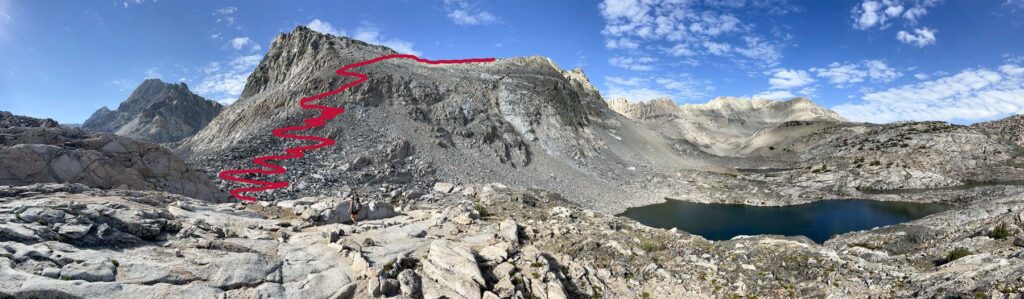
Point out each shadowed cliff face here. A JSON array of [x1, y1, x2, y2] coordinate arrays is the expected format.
[[83, 79, 223, 143]]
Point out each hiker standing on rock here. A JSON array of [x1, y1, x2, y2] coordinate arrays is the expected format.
[[349, 195, 362, 225]]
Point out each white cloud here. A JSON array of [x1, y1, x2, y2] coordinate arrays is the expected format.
[[1007, 0, 1024, 11], [753, 90, 796, 100], [1001, 64, 1024, 76], [852, 1, 884, 29], [608, 56, 655, 71], [121, 0, 148, 8], [196, 55, 262, 98], [214, 6, 237, 25], [732, 36, 782, 66], [703, 41, 732, 55], [307, 19, 344, 36], [604, 75, 713, 101], [811, 60, 902, 87], [353, 23, 421, 56], [605, 38, 640, 50], [914, 73, 930, 80], [215, 7, 237, 15], [598, 0, 789, 70], [851, 0, 940, 30], [228, 37, 261, 51], [144, 67, 161, 79], [110, 79, 135, 91], [767, 69, 814, 89], [896, 27, 937, 47], [444, 0, 499, 26], [303, 19, 419, 55], [664, 44, 697, 57], [833, 64, 1024, 123]]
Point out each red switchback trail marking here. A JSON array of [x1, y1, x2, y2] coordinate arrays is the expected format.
[[218, 54, 496, 202]]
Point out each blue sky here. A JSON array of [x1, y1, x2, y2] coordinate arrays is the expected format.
[[1, 0, 1022, 124]]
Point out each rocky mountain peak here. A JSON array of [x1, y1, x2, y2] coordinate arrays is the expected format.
[[82, 79, 222, 143], [607, 97, 678, 119]]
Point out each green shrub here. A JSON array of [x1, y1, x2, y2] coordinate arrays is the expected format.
[[474, 204, 491, 219], [945, 247, 971, 263], [991, 223, 1011, 240], [640, 240, 665, 252]]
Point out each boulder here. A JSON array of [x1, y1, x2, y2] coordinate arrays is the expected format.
[[433, 182, 455, 194], [499, 219, 520, 244], [421, 240, 485, 299], [60, 259, 116, 282]]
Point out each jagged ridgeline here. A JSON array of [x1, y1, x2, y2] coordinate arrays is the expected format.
[[83, 79, 223, 144]]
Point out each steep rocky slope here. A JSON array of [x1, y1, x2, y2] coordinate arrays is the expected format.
[[83, 79, 223, 143], [973, 114, 1024, 148], [177, 26, 703, 211], [0, 112, 226, 201]]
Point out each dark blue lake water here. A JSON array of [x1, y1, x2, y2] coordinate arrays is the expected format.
[[618, 199, 951, 243]]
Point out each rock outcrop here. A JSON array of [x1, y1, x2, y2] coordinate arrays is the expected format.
[[83, 79, 222, 143], [973, 114, 1024, 148], [1, 183, 1020, 298], [0, 112, 226, 201]]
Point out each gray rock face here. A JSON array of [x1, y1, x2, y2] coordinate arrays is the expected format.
[[0, 117, 226, 202], [421, 240, 485, 299], [972, 114, 1024, 148], [61, 259, 116, 282], [83, 79, 222, 143]]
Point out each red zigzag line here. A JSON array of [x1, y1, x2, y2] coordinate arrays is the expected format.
[[218, 54, 496, 202]]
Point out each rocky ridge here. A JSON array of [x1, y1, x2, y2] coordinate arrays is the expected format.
[[0, 112, 226, 202], [608, 96, 847, 157], [83, 79, 223, 143]]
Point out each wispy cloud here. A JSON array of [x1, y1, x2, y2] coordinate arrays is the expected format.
[[608, 56, 655, 71], [144, 67, 161, 79], [228, 36, 261, 52], [353, 22, 420, 56], [304, 19, 420, 55], [753, 89, 796, 100], [850, 0, 941, 45], [833, 62, 1024, 123], [896, 27, 937, 47], [767, 69, 815, 89], [444, 0, 499, 26], [195, 55, 263, 105], [599, 0, 790, 70], [214, 6, 237, 25], [307, 19, 344, 36], [603, 75, 713, 102], [811, 60, 902, 87]]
